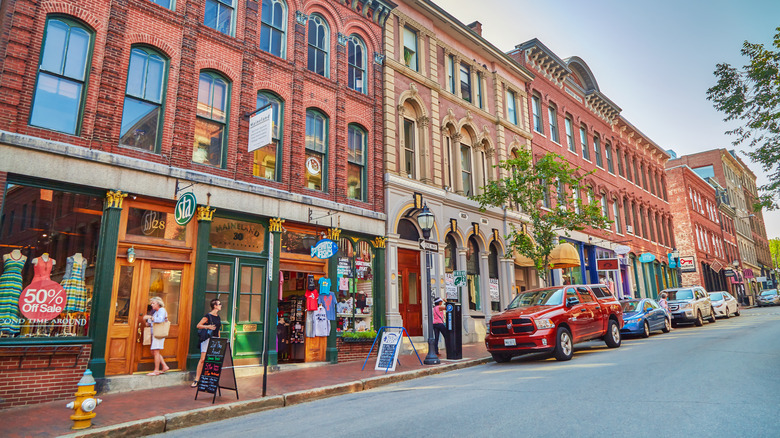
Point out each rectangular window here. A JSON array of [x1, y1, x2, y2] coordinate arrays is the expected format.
[[253, 93, 282, 181], [347, 125, 366, 201], [204, 0, 235, 35], [446, 55, 455, 93], [634, 160, 641, 186], [150, 0, 173, 8], [476, 71, 483, 109], [305, 110, 328, 191], [460, 63, 471, 103], [532, 95, 542, 133], [403, 27, 418, 71], [605, 143, 614, 173], [613, 201, 622, 234], [120, 47, 166, 152], [193, 72, 228, 167], [641, 165, 648, 190], [403, 118, 416, 178], [542, 179, 551, 208], [625, 154, 632, 182], [624, 201, 632, 232], [580, 126, 590, 160], [461, 144, 473, 197], [506, 90, 517, 125], [616, 148, 624, 177], [594, 136, 603, 167], [564, 117, 575, 152], [548, 106, 559, 143], [572, 188, 581, 214]]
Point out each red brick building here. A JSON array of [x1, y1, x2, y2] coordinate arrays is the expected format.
[[665, 164, 731, 292], [0, 0, 393, 407], [509, 40, 676, 299]]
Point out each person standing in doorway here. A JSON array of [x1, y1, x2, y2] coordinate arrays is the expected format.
[[432, 297, 447, 356], [143, 297, 170, 376], [192, 298, 222, 387]]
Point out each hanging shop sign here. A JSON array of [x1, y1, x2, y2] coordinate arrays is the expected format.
[[19, 280, 66, 321], [311, 239, 338, 259], [614, 245, 631, 256], [174, 192, 197, 226], [679, 256, 696, 272], [639, 253, 656, 263], [247, 104, 274, 153], [724, 269, 736, 277], [596, 258, 620, 270]]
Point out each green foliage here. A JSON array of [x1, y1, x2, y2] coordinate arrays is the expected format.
[[707, 27, 780, 209], [341, 330, 377, 340], [769, 238, 780, 270], [470, 149, 612, 278]]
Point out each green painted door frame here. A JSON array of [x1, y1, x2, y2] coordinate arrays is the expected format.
[[187, 211, 213, 371]]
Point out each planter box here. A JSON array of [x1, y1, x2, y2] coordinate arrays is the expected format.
[[337, 337, 377, 363]]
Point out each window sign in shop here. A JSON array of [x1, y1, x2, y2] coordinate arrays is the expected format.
[[337, 257, 352, 277], [209, 218, 266, 253], [355, 257, 372, 280], [0, 183, 102, 338], [127, 207, 186, 241], [489, 278, 500, 301], [445, 273, 458, 299]]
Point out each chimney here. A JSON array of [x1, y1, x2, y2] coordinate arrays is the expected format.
[[467, 21, 482, 37]]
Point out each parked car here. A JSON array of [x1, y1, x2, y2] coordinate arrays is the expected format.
[[756, 289, 780, 307], [620, 298, 671, 337], [708, 291, 740, 317], [663, 286, 715, 327], [485, 284, 623, 362]]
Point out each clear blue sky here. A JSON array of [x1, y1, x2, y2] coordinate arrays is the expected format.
[[442, 0, 780, 239]]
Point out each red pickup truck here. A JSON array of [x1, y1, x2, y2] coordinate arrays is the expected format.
[[485, 284, 623, 362]]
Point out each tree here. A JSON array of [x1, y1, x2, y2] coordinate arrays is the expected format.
[[706, 27, 780, 209], [471, 149, 611, 281]]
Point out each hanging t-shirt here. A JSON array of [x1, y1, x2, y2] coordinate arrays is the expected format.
[[313, 306, 330, 337], [305, 290, 319, 311], [319, 277, 332, 296], [318, 293, 336, 320]]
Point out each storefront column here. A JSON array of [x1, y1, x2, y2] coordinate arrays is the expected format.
[[267, 218, 283, 366], [326, 227, 341, 364], [187, 206, 215, 371], [88, 190, 126, 379], [373, 237, 387, 328]]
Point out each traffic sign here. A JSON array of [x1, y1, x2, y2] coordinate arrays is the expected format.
[[419, 239, 439, 252]]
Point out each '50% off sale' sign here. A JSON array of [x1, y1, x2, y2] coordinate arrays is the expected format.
[[20, 280, 67, 321]]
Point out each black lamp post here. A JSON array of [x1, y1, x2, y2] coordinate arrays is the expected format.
[[417, 204, 440, 365], [671, 248, 682, 287]]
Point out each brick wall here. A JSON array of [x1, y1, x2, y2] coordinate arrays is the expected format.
[[0, 344, 91, 409], [336, 338, 377, 363]]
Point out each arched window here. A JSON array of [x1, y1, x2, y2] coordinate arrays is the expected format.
[[120, 46, 167, 152], [444, 234, 458, 273], [466, 236, 481, 311], [260, 0, 287, 57], [403, 115, 416, 178], [254, 91, 283, 180], [305, 109, 328, 191], [397, 218, 419, 241], [149, 0, 173, 9], [347, 124, 366, 200], [30, 16, 94, 135], [347, 35, 366, 93], [204, 0, 235, 35], [307, 14, 329, 77], [193, 71, 230, 167]]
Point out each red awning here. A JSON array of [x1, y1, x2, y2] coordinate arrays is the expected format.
[[744, 268, 754, 279]]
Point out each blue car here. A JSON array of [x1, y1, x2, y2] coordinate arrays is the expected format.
[[620, 298, 671, 337]]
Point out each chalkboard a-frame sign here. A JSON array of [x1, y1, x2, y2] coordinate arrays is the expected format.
[[195, 338, 239, 403]]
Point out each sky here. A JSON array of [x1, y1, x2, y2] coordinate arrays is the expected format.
[[442, 0, 780, 239]]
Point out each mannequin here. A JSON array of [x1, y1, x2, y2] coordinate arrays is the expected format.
[[0, 249, 27, 336], [32, 253, 56, 281]]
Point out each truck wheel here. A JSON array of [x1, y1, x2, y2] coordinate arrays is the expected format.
[[491, 353, 511, 363], [662, 317, 671, 333], [553, 327, 573, 361], [605, 319, 621, 348], [694, 312, 703, 326], [641, 321, 650, 338], [708, 308, 717, 323]]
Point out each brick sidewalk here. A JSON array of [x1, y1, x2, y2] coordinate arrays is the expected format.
[[7, 343, 489, 437]]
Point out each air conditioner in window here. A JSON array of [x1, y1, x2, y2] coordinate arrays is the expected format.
[[626, 225, 634, 234]]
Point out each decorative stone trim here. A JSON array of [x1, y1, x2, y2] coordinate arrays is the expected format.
[[105, 190, 127, 209], [295, 11, 308, 25]]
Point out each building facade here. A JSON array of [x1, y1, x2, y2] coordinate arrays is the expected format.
[[509, 40, 676, 300], [0, 0, 393, 407]]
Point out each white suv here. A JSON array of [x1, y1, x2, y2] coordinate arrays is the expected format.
[[663, 286, 716, 327]]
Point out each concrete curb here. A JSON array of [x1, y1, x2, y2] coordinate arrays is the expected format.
[[60, 356, 491, 437]]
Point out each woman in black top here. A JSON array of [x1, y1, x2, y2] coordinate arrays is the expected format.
[[192, 298, 222, 387]]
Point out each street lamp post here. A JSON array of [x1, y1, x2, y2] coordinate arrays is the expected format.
[[671, 248, 682, 287], [417, 204, 440, 365]]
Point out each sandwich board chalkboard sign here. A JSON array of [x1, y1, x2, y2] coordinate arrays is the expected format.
[[195, 338, 239, 403], [375, 330, 403, 371]]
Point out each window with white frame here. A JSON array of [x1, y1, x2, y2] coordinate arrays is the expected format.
[[254, 91, 282, 180], [564, 117, 575, 152], [613, 200, 622, 234], [593, 135, 603, 167], [461, 141, 473, 197], [446, 55, 455, 93], [475, 71, 483, 109], [403, 118, 416, 178], [580, 125, 590, 160], [403, 27, 418, 71], [616, 148, 624, 177], [149, 0, 174, 9], [506, 89, 517, 125], [605, 143, 614, 174], [307, 14, 329, 77], [532, 95, 543, 133], [260, 0, 287, 57], [548, 105, 559, 143], [460, 63, 471, 103]]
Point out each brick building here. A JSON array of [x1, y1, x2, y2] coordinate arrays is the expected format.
[[665, 165, 731, 292], [509, 40, 676, 299], [0, 0, 393, 407]]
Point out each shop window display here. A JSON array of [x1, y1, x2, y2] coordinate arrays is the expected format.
[[336, 238, 373, 333], [0, 183, 102, 338]]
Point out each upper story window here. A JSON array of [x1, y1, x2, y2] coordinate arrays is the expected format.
[[204, 0, 235, 36], [572, 187, 581, 214], [403, 27, 418, 71], [193, 71, 229, 167], [120, 46, 167, 153], [532, 95, 543, 133], [605, 143, 614, 174], [641, 163, 649, 190], [461, 142, 473, 197], [403, 118, 416, 178], [506, 89, 518, 125], [548, 105, 559, 143], [624, 153, 632, 182], [148, 0, 173, 9], [347, 124, 366, 201], [305, 109, 328, 191], [593, 136, 603, 168], [600, 193, 609, 220], [661, 177, 668, 201], [30, 16, 94, 135], [580, 125, 590, 161], [253, 92, 283, 181], [347, 35, 366, 93], [633, 159, 641, 187], [260, 0, 287, 58], [624, 198, 632, 231], [446, 55, 455, 93], [649, 170, 657, 196], [541, 179, 551, 208], [616, 148, 625, 177], [613, 200, 622, 234], [460, 63, 471, 103], [475, 71, 483, 109], [564, 117, 575, 153], [307, 14, 329, 77]]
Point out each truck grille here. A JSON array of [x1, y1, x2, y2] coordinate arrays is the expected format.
[[490, 318, 535, 335]]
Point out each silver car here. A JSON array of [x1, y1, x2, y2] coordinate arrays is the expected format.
[[708, 291, 740, 318], [756, 289, 780, 307], [664, 286, 716, 327]]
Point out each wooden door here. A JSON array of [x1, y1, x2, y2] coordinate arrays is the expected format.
[[105, 259, 190, 375], [398, 249, 422, 336]]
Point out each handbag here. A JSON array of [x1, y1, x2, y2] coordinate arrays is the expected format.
[[198, 314, 213, 343], [143, 327, 152, 345], [153, 320, 171, 339]]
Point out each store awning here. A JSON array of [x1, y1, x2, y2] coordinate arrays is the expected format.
[[549, 242, 580, 269], [744, 268, 755, 279], [513, 250, 536, 267]]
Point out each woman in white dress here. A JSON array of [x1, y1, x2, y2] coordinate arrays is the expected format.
[[143, 296, 170, 376]]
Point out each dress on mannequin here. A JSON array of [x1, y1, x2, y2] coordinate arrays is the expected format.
[[63, 254, 88, 313], [32, 255, 55, 281], [0, 250, 27, 336]]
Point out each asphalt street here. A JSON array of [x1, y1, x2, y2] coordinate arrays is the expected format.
[[155, 306, 780, 438]]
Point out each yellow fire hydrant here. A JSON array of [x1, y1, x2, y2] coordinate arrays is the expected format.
[[65, 369, 102, 430]]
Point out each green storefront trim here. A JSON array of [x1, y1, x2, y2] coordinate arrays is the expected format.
[[186, 208, 214, 372]]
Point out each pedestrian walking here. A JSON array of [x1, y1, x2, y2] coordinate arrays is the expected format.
[[432, 297, 448, 356], [192, 298, 222, 387], [143, 297, 170, 376]]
